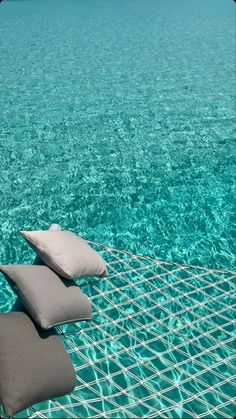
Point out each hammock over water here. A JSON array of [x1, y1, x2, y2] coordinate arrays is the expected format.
[[1, 241, 235, 418]]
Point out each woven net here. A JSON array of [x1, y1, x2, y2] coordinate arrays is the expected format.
[[0, 242, 235, 418]]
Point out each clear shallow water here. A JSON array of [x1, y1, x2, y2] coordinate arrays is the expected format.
[[0, 1, 235, 418], [0, 0, 235, 270]]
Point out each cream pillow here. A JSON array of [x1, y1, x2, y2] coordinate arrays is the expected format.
[[21, 230, 108, 280]]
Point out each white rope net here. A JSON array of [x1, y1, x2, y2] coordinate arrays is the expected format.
[[1, 242, 235, 418]]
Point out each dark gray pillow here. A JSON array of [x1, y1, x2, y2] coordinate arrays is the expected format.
[[0, 264, 92, 329], [0, 311, 76, 417]]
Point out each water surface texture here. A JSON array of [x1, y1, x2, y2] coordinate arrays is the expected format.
[[0, 0, 235, 269], [0, 1, 235, 418]]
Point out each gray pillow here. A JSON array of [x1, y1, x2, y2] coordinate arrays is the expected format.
[[0, 311, 76, 417], [0, 264, 92, 329], [21, 229, 108, 280]]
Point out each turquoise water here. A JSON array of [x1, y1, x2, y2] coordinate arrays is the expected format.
[[0, 0, 235, 270], [0, 0, 235, 418]]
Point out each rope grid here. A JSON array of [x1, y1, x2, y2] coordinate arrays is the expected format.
[[0, 241, 235, 418]]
